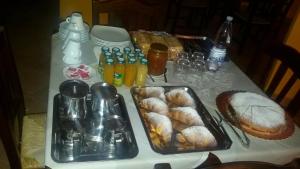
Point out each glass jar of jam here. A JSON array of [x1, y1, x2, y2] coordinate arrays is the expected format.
[[147, 43, 168, 76]]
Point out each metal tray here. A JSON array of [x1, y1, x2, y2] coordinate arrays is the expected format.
[[51, 94, 138, 162], [131, 86, 232, 154]]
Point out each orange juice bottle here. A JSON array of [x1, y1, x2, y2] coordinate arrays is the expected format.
[[113, 57, 125, 86], [103, 58, 114, 85], [123, 47, 131, 61], [137, 53, 145, 64], [135, 58, 148, 87], [99, 46, 109, 66], [99, 50, 110, 78], [112, 47, 120, 59], [124, 57, 137, 87]]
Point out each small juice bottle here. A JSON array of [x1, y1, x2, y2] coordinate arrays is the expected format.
[[113, 57, 125, 86], [124, 57, 137, 87], [99, 46, 109, 65], [123, 47, 131, 61], [115, 52, 123, 61], [112, 47, 120, 59], [135, 58, 148, 87], [98, 47, 110, 75], [103, 58, 114, 85], [137, 53, 145, 64]]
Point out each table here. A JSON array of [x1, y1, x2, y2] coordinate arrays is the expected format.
[[45, 34, 300, 169]]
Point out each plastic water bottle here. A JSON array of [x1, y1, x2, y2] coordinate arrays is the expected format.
[[208, 16, 233, 71]]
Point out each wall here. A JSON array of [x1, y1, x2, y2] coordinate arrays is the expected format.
[[59, 0, 92, 26]]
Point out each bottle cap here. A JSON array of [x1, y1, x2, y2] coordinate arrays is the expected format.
[[117, 57, 125, 64], [115, 52, 123, 57], [112, 47, 120, 53], [138, 53, 145, 59], [106, 58, 114, 64], [141, 58, 148, 65], [134, 48, 141, 53], [104, 52, 112, 58], [101, 46, 109, 53], [123, 47, 131, 53], [128, 53, 135, 58], [226, 16, 233, 21], [128, 57, 136, 64]]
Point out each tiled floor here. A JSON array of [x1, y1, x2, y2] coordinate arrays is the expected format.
[[1, 1, 58, 168]]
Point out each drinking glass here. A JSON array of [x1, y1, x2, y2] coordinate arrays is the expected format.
[[173, 52, 190, 80]]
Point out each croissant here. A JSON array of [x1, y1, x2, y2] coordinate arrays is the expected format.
[[145, 112, 173, 144], [135, 87, 166, 101], [140, 97, 169, 115], [176, 126, 217, 148], [171, 119, 190, 131], [165, 89, 195, 107], [169, 107, 204, 126]]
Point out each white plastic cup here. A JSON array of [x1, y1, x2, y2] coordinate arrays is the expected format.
[[63, 40, 82, 65], [62, 30, 81, 49], [66, 12, 85, 30]]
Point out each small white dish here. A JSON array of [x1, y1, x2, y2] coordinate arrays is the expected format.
[[63, 64, 96, 82]]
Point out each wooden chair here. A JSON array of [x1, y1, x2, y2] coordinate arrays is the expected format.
[[92, 0, 170, 31], [0, 26, 45, 169], [247, 44, 300, 123]]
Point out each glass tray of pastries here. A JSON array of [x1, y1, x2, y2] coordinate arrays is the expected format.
[[131, 86, 232, 154]]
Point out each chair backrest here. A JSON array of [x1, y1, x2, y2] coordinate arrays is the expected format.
[[92, 0, 170, 31], [0, 26, 24, 169], [262, 44, 300, 117], [266, 44, 300, 115]]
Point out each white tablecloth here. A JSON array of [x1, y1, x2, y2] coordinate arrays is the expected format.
[[45, 34, 300, 169]]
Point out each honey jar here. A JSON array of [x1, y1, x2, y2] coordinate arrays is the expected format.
[[147, 43, 168, 76]]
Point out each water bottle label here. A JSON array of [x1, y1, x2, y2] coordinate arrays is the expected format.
[[209, 47, 226, 63]]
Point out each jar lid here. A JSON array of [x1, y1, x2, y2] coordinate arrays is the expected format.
[[150, 43, 168, 53]]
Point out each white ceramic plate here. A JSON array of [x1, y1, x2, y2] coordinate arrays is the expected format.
[[90, 25, 131, 46]]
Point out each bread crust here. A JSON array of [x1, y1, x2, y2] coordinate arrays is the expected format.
[[216, 91, 294, 140]]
